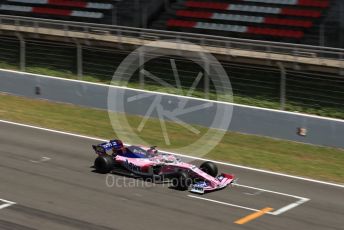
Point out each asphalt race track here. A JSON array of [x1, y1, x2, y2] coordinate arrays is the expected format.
[[0, 121, 343, 230]]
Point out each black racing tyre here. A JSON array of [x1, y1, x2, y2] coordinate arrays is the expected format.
[[200, 161, 218, 177], [172, 171, 191, 190], [94, 155, 114, 174]]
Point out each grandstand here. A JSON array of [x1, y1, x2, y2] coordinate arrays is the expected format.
[[156, 0, 333, 45], [157, 0, 342, 47], [0, 0, 343, 47]]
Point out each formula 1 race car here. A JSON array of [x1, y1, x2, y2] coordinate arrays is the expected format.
[[92, 139, 236, 194]]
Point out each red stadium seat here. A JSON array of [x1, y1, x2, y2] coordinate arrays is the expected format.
[[0, 4, 104, 18], [237, 0, 329, 8], [167, 19, 304, 39], [177, 10, 313, 28], [0, 0, 115, 21], [6, 0, 113, 10], [185, 1, 322, 17]]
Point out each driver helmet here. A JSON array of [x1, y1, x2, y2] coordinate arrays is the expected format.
[[147, 146, 158, 156], [111, 139, 124, 155]]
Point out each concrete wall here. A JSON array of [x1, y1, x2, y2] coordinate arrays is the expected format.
[[1, 69, 343, 148]]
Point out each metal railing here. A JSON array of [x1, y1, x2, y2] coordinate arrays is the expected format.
[[0, 14, 344, 61]]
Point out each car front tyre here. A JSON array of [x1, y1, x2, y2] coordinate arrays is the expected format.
[[200, 161, 218, 177]]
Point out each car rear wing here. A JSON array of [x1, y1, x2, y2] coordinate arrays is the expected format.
[[92, 139, 123, 155]]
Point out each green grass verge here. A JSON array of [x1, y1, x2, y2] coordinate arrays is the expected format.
[[1, 92, 343, 183]]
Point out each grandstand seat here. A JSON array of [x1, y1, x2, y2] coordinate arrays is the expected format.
[[163, 0, 330, 42], [6, 0, 113, 10], [185, 1, 323, 17], [167, 19, 304, 38], [238, 0, 329, 8], [0, 0, 117, 22], [176, 10, 313, 27]]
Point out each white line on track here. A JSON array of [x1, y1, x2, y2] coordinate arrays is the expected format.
[[0, 199, 16, 210], [187, 195, 270, 214], [29, 156, 51, 163], [188, 184, 310, 216], [0, 119, 343, 189], [236, 183, 310, 215], [244, 190, 264, 196], [271, 198, 310, 215], [236, 184, 307, 200]]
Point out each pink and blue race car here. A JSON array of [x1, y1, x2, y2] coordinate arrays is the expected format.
[[92, 139, 236, 194]]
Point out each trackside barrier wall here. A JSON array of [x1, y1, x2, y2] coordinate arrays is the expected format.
[[0, 69, 343, 148]]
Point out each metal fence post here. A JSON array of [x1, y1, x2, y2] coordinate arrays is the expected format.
[[266, 45, 272, 64], [76, 41, 83, 79], [340, 2, 344, 48], [64, 24, 68, 37], [319, 23, 325, 47], [34, 20, 38, 34], [112, 5, 117, 25], [204, 58, 210, 99], [134, 0, 140, 27], [340, 52, 344, 76], [142, 6, 147, 28], [226, 41, 231, 57], [200, 38, 209, 99], [277, 62, 286, 110], [15, 33, 26, 72], [139, 48, 145, 88]]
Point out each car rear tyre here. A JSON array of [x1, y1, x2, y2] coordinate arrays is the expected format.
[[200, 161, 218, 177], [94, 155, 114, 174], [172, 171, 191, 190]]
